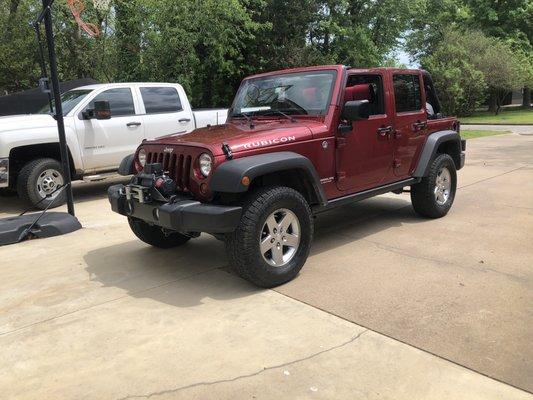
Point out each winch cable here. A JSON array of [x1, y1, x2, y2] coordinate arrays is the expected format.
[[16, 183, 69, 242]]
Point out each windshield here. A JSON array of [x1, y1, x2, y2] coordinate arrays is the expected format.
[[38, 89, 93, 115], [230, 70, 337, 117]]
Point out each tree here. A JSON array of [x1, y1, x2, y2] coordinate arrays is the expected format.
[[422, 30, 486, 116]]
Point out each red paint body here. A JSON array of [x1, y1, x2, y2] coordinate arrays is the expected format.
[[135, 65, 457, 202]]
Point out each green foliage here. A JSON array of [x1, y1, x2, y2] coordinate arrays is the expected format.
[[0, 0, 531, 110], [423, 30, 487, 116], [423, 30, 527, 116]]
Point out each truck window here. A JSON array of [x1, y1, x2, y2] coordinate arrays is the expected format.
[[393, 74, 422, 113], [87, 88, 136, 117], [346, 74, 384, 115], [140, 87, 183, 114]]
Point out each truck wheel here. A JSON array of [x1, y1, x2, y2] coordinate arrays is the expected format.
[[128, 217, 191, 248], [17, 158, 67, 210], [225, 186, 313, 288], [411, 153, 457, 218]]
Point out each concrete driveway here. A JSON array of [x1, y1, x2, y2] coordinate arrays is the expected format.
[[1, 132, 532, 399]]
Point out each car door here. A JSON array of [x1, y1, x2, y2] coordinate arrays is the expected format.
[[336, 72, 395, 192], [391, 73, 428, 178], [137, 86, 195, 139], [75, 87, 144, 171]]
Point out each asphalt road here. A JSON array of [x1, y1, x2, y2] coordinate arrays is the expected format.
[[0, 131, 532, 399]]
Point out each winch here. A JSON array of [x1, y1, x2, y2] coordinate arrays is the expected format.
[[125, 163, 176, 203]]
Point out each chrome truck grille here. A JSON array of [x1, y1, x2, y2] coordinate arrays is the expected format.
[[146, 151, 192, 191]]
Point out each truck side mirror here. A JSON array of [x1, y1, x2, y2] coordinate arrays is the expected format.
[[94, 100, 111, 120], [83, 100, 112, 120], [342, 100, 370, 121]]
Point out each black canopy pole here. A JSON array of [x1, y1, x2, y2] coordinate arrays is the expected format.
[[40, 0, 75, 216], [34, 24, 53, 113]]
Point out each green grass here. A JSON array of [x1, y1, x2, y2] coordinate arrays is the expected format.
[[460, 130, 511, 139], [460, 107, 533, 125]]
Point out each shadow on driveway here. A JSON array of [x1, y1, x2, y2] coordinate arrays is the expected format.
[[83, 195, 424, 308]]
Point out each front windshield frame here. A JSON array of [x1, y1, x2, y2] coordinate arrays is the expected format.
[[38, 89, 93, 115], [230, 70, 338, 119]]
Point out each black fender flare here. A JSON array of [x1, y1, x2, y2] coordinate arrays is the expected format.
[[118, 154, 136, 176], [413, 130, 463, 177], [209, 151, 327, 205]]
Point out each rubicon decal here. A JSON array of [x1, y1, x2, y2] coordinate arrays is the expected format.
[[243, 136, 296, 149]]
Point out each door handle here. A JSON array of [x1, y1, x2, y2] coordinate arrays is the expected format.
[[178, 118, 191, 123], [412, 120, 427, 131], [126, 122, 142, 127], [377, 125, 393, 137]]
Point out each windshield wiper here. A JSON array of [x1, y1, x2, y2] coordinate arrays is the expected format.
[[259, 110, 296, 123], [231, 111, 255, 129]]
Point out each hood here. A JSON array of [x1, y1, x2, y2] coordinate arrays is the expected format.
[[149, 120, 322, 156], [0, 114, 57, 134]]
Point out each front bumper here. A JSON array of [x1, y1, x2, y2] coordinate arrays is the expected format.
[[108, 184, 242, 234], [0, 158, 8, 188]]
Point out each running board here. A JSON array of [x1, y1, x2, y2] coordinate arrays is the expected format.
[[313, 178, 420, 214], [82, 172, 120, 182]]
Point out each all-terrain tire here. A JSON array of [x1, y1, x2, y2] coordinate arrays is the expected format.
[[411, 153, 457, 218], [17, 158, 67, 210], [225, 186, 313, 288], [128, 217, 191, 248]]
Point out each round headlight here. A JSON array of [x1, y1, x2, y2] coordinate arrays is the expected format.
[[199, 153, 212, 177], [138, 148, 147, 167]]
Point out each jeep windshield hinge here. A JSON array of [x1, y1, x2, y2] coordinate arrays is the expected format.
[[222, 143, 233, 160]]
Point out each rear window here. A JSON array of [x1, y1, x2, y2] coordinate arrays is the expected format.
[[140, 87, 182, 114], [393, 74, 422, 113]]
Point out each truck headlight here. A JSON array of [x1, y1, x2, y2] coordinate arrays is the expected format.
[[138, 148, 147, 167], [199, 153, 212, 177]]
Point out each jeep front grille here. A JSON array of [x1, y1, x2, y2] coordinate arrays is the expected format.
[[146, 151, 193, 191]]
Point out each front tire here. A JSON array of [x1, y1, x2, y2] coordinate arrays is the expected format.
[[128, 217, 191, 248], [17, 158, 67, 210], [225, 186, 313, 288], [411, 153, 457, 218]]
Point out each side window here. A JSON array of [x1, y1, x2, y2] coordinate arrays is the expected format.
[[87, 88, 135, 117], [346, 74, 385, 115], [393, 74, 422, 113], [140, 87, 182, 114]]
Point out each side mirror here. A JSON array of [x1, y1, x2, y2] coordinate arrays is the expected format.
[[94, 100, 111, 120], [342, 100, 370, 121], [83, 100, 111, 120]]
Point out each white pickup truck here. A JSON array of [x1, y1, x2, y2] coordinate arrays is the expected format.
[[0, 82, 227, 209]]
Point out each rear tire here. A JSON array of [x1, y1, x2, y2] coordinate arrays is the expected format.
[[128, 217, 191, 248], [411, 153, 457, 218], [225, 186, 313, 288], [17, 158, 67, 210]]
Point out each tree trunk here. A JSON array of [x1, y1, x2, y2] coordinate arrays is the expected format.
[[523, 86, 531, 108], [488, 92, 497, 113]]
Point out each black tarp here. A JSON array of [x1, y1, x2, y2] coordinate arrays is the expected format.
[[0, 78, 98, 116]]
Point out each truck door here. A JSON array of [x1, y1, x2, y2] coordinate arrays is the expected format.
[[336, 73, 395, 192], [75, 87, 145, 171], [391, 73, 427, 178], [137, 86, 195, 138]]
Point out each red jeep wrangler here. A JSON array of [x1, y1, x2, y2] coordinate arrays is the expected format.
[[109, 65, 465, 287]]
